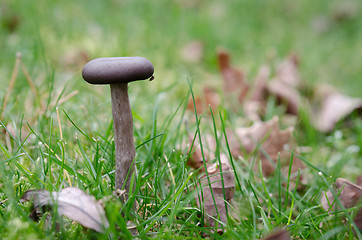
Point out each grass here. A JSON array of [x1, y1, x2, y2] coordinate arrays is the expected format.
[[1, 0, 362, 239]]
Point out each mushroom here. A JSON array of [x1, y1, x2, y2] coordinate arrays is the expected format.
[[82, 57, 154, 197]]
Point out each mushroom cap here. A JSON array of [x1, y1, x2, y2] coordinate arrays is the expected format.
[[82, 57, 154, 84]]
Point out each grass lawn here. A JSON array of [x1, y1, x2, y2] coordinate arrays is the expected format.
[[1, 0, 362, 239]]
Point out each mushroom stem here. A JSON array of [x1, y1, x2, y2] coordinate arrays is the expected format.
[[110, 83, 135, 195]]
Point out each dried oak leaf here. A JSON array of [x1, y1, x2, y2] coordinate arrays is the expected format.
[[217, 49, 249, 103], [21, 187, 109, 233], [312, 88, 362, 132], [262, 229, 291, 240], [228, 116, 303, 177], [195, 154, 235, 232]]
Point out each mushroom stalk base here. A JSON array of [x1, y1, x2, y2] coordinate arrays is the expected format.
[[110, 83, 136, 197]]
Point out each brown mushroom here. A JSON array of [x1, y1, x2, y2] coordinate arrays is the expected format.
[[82, 57, 154, 198]]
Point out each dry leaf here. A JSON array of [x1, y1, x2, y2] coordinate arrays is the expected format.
[[250, 65, 270, 102], [355, 208, 362, 230], [195, 154, 235, 231], [217, 49, 249, 103], [266, 55, 301, 115], [186, 134, 205, 169], [243, 101, 264, 122], [357, 176, 362, 186], [230, 116, 303, 177], [245, 66, 270, 121], [186, 134, 215, 170], [321, 178, 362, 231], [262, 229, 291, 240], [21, 187, 109, 233], [203, 87, 221, 112], [312, 91, 362, 132], [267, 80, 300, 115], [187, 96, 203, 114], [275, 54, 300, 87], [321, 178, 362, 211], [187, 87, 220, 114]]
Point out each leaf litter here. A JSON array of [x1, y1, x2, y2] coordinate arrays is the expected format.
[[189, 49, 362, 132], [183, 48, 362, 235]]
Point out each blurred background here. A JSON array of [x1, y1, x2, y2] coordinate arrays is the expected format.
[[1, 0, 361, 121]]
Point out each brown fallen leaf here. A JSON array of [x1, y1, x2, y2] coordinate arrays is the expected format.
[[203, 87, 221, 112], [229, 116, 303, 177], [266, 55, 301, 115], [187, 87, 220, 114], [312, 90, 362, 132], [267, 80, 300, 115], [186, 134, 205, 170], [21, 187, 109, 233], [355, 208, 362, 231], [195, 154, 235, 232], [186, 133, 216, 170], [187, 95, 203, 114], [321, 178, 362, 211], [262, 229, 291, 240], [243, 100, 264, 122], [244, 65, 270, 121], [321, 178, 362, 231], [217, 49, 249, 103], [250, 65, 270, 102], [357, 176, 362, 186], [275, 54, 300, 88]]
